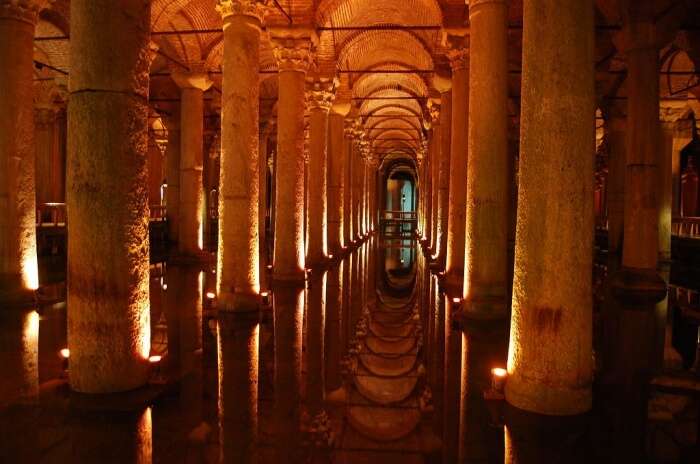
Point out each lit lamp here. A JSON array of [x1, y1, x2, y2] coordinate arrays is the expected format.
[[206, 291, 216, 300], [491, 367, 507, 393], [59, 348, 70, 376], [260, 291, 271, 306], [149, 354, 163, 382]]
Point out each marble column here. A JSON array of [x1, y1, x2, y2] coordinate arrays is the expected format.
[[34, 105, 62, 206], [606, 114, 626, 255], [328, 106, 348, 254], [613, 1, 666, 302], [673, 117, 694, 216], [325, 262, 343, 391], [271, 31, 314, 281], [306, 78, 336, 267], [164, 112, 181, 242], [658, 118, 675, 262], [444, 43, 469, 293], [67, 0, 153, 393], [215, 2, 268, 462], [217, 3, 264, 310], [0, 0, 44, 306], [306, 271, 327, 429], [463, 0, 510, 320], [171, 71, 212, 257], [343, 120, 354, 247], [429, 102, 441, 254], [505, 0, 595, 415], [435, 79, 452, 265]]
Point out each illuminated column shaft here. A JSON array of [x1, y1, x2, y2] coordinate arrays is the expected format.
[[445, 46, 469, 290], [463, 0, 509, 319], [443, 297, 461, 462], [165, 112, 181, 242], [172, 73, 212, 257], [658, 119, 674, 262], [351, 138, 360, 240], [306, 272, 327, 417], [423, 139, 433, 244], [430, 118, 440, 252], [306, 79, 335, 266], [613, 2, 666, 301], [436, 87, 452, 264], [67, 0, 152, 393], [217, 7, 263, 309], [506, 0, 595, 414], [272, 34, 313, 280], [325, 262, 343, 391], [34, 106, 62, 205], [0, 0, 42, 305], [342, 121, 354, 246], [606, 115, 626, 254], [327, 111, 346, 254]]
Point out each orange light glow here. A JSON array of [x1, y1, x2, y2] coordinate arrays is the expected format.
[[452, 297, 461, 304], [60, 348, 70, 359], [492, 367, 507, 377], [206, 292, 216, 299], [148, 355, 162, 363]]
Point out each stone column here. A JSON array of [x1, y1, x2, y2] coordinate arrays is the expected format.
[[306, 271, 327, 432], [0, 0, 44, 306], [164, 111, 181, 242], [67, 0, 153, 393], [435, 78, 452, 265], [328, 105, 348, 254], [305, 78, 336, 267], [428, 102, 441, 254], [673, 117, 694, 216], [325, 262, 343, 391], [342, 120, 354, 247], [606, 113, 626, 254], [613, 1, 666, 302], [217, 2, 265, 309], [422, 137, 433, 245], [463, 0, 509, 320], [505, 0, 595, 415], [34, 105, 61, 206], [271, 31, 315, 281], [444, 42, 469, 293], [658, 117, 675, 262], [215, 2, 268, 462], [171, 71, 212, 258], [442, 296, 461, 463]]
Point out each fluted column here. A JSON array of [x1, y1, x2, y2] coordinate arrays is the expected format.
[[444, 43, 469, 292], [34, 105, 63, 206], [328, 104, 348, 254], [506, 0, 595, 415], [463, 0, 509, 319], [305, 78, 336, 267], [67, 0, 153, 393], [0, 0, 45, 306], [613, 1, 666, 302], [271, 31, 314, 281], [164, 111, 181, 242], [171, 71, 212, 258]]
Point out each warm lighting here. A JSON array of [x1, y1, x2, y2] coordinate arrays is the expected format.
[[148, 355, 162, 364], [206, 291, 216, 299], [261, 291, 271, 306], [328, 254, 334, 259], [22, 255, 39, 290], [491, 367, 507, 392], [161, 283, 167, 290], [452, 297, 461, 304], [266, 264, 273, 270], [60, 348, 70, 359]]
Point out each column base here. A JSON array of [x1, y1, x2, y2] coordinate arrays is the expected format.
[[272, 271, 307, 287], [169, 250, 214, 266], [217, 291, 263, 313], [611, 267, 667, 307], [504, 373, 592, 416], [0, 287, 37, 309], [462, 293, 510, 322]]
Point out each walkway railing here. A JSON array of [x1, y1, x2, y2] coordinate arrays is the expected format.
[[380, 210, 417, 238], [672, 216, 700, 238], [36, 203, 167, 227]]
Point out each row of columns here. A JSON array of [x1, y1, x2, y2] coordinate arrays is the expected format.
[[416, 0, 677, 461]]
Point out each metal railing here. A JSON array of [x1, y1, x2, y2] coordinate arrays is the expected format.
[[36, 203, 167, 227], [672, 216, 700, 238], [380, 210, 417, 237]]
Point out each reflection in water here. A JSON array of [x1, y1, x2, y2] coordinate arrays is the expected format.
[[3, 238, 699, 463]]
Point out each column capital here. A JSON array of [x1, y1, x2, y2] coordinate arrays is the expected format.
[[428, 99, 441, 125], [0, 0, 51, 24], [171, 70, 214, 91], [217, 0, 270, 23], [446, 46, 469, 72], [270, 28, 317, 73], [469, 0, 508, 10], [306, 76, 339, 111], [343, 118, 356, 138]]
